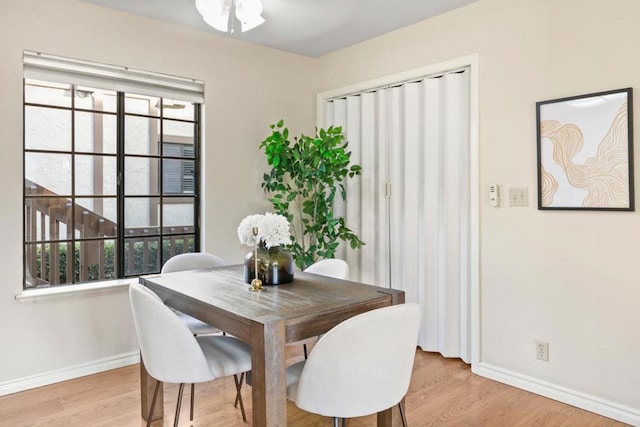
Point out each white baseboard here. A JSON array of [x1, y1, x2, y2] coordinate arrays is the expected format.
[[0, 352, 140, 397], [474, 362, 640, 426]]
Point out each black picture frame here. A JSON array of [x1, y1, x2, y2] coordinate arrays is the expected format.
[[536, 88, 634, 211]]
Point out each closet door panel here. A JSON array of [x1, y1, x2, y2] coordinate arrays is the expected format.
[[344, 96, 362, 278], [330, 99, 348, 260], [422, 78, 444, 351], [388, 87, 405, 297]]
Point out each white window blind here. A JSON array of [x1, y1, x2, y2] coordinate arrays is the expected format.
[[23, 50, 204, 103]]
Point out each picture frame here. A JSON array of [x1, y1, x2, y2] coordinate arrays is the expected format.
[[536, 88, 634, 211]]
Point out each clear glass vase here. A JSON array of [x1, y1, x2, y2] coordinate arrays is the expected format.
[[244, 242, 294, 285]]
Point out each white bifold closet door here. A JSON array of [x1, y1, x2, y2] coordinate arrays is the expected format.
[[323, 70, 470, 362]]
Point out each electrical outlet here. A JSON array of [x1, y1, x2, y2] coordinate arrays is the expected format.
[[535, 340, 549, 361]]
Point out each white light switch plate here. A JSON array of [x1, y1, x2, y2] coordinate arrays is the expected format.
[[509, 187, 528, 207]]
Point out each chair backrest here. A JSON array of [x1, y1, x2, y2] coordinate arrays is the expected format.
[[303, 259, 350, 280], [161, 252, 227, 274], [294, 303, 421, 418], [128, 283, 214, 384]]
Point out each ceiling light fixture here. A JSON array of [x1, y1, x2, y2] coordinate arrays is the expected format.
[[195, 0, 265, 33]]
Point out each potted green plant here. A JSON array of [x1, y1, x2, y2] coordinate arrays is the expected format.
[[260, 120, 363, 270]]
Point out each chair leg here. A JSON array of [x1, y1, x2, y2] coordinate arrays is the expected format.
[[233, 373, 247, 422], [399, 401, 408, 427], [342, 417, 347, 427], [233, 372, 244, 408], [303, 343, 308, 359], [333, 417, 340, 427], [146, 380, 161, 427], [174, 383, 185, 427], [190, 383, 195, 421]]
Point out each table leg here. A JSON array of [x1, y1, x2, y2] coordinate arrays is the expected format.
[[376, 398, 404, 426], [250, 318, 287, 427], [140, 356, 164, 422]]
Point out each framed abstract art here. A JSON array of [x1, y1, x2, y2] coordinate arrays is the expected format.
[[536, 88, 634, 210]]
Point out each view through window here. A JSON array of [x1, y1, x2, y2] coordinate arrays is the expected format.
[[24, 79, 200, 288]]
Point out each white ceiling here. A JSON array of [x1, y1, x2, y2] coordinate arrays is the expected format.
[[79, 0, 479, 57]]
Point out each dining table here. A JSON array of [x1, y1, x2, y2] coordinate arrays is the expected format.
[[138, 264, 406, 426]]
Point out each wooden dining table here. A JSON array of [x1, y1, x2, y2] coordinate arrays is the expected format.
[[138, 264, 405, 426]]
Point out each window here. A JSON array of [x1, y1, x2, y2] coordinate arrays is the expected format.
[[23, 52, 204, 289]]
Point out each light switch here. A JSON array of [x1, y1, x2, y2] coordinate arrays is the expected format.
[[509, 187, 528, 207]]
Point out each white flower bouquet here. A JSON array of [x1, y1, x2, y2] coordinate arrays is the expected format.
[[237, 213, 292, 248]]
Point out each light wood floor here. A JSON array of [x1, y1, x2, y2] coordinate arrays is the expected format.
[[0, 348, 627, 427]]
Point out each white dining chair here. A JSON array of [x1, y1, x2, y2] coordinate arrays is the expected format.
[[161, 252, 227, 336], [304, 258, 350, 281], [161, 252, 241, 415], [129, 283, 252, 426], [286, 303, 421, 427], [295, 258, 350, 358]]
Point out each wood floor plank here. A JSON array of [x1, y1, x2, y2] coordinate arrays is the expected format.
[[0, 349, 628, 427]]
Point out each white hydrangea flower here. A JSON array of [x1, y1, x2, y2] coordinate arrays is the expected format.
[[237, 213, 291, 248], [260, 212, 292, 248], [237, 214, 264, 246]]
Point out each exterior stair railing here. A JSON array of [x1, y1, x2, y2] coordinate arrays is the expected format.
[[24, 179, 193, 288]]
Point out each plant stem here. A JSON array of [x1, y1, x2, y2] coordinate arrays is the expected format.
[[294, 195, 305, 252]]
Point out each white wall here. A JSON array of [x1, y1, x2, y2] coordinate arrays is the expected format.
[[0, 0, 315, 388], [317, 0, 640, 423]]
